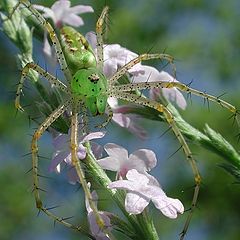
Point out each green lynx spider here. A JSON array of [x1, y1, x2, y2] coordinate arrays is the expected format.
[[10, 0, 238, 239]]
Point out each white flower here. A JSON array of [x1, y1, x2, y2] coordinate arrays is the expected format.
[[97, 143, 157, 177], [34, 0, 94, 28], [108, 169, 184, 218]]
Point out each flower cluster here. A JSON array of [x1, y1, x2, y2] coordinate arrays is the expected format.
[[86, 32, 187, 137], [98, 143, 184, 218]]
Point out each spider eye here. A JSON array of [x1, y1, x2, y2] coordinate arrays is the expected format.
[[88, 74, 100, 83]]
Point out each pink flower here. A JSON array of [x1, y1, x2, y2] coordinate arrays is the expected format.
[[36, 1, 93, 64], [109, 169, 184, 218], [97, 143, 157, 178], [50, 130, 105, 184], [34, 0, 94, 28], [132, 65, 187, 110], [86, 189, 112, 240], [108, 97, 147, 139]]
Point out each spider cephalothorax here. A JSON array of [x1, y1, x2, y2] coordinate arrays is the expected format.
[[71, 68, 108, 115]]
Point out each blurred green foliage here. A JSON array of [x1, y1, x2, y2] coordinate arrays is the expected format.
[[0, 0, 240, 239]]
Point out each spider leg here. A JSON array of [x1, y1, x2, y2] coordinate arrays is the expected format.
[[10, 0, 72, 81], [110, 91, 200, 240], [95, 104, 113, 128], [16, 62, 70, 111], [31, 98, 88, 232], [109, 53, 175, 85], [112, 81, 237, 114], [96, 6, 109, 71], [70, 110, 106, 232]]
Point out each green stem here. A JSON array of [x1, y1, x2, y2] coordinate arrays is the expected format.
[[167, 104, 240, 168]]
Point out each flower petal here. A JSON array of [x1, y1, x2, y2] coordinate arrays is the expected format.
[[112, 113, 130, 128], [125, 192, 149, 214], [70, 5, 94, 14], [91, 142, 103, 159], [85, 189, 98, 214], [131, 65, 160, 82], [67, 167, 79, 185], [33, 5, 55, 22], [109, 169, 149, 192], [103, 143, 129, 162], [162, 88, 187, 110], [77, 144, 87, 159], [88, 211, 111, 239], [109, 170, 184, 219], [52, 133, 68, 150], [97, 156, 121, 171], [81, 131, 106, 142], [152, 196, 184, 219], [85, 31, 97, 49], [49, 151, 69, 172], [62, 14, 84, 27], [129, 149, 157, 171], [51, 0, 70, 13], [103, 44, 137, 77], [108, 179, 137, 192], [104, 59, 118, 77], [126, 169, 149, 184]]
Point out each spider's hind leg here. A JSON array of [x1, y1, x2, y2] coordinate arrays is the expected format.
[[111, 91, 201, 240], [31, 99, 84, 231]]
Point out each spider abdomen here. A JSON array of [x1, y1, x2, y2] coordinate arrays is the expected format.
[[60, 26, 97, 74]]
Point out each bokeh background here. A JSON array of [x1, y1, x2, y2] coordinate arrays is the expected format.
[[1, 0, 240, 239]]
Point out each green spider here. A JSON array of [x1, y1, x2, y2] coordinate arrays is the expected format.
[[9, 0, 238, 239]]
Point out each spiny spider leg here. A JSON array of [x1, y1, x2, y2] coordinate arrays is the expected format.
[[31, 98, 87, 232], [110, 91, 201, 240], [109, 53, 175, 85], [180, 186, 200, 240], [112, 81, 237, 115], [70, 111, 106, 232], [16, 62, 70, 111], [10, 0, 72, 81], [96, 6, 109, 71]]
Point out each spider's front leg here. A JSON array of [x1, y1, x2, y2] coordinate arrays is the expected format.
[[10, 0, 72, 81], [110, 91, 201, 240], [96, 6, 109, 71], [15, 62, 69, 112], [112, 81, 238, 116], [109, 53, 175, 86]]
